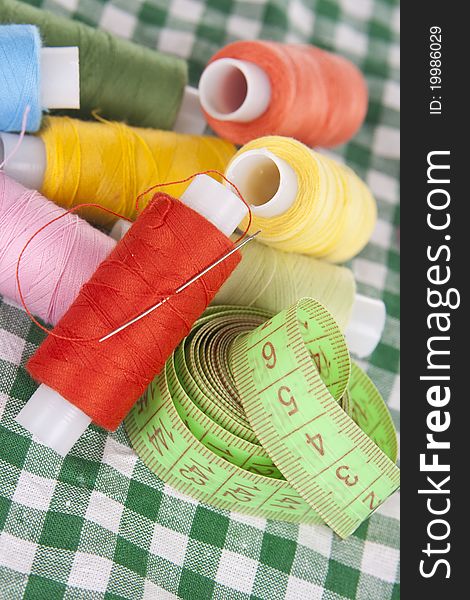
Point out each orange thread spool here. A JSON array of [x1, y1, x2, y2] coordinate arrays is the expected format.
[[200, 41, 368, 148]]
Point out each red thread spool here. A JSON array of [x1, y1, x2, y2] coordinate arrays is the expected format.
[[199, 41, 368, 148], [27, 192, 241, 432]]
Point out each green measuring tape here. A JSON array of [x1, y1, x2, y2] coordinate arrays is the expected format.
[[125, 299, 399, 538]]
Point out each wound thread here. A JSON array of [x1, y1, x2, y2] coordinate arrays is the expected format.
[[27, 193, 241, 431], [228, 136, 377, 263], [202, 41, 368, 147], [214, 236, 356, 329], [0, 172, 355, 333], [0, 24, 42, 132], [0, 172, 114, 325], [38, 116, 236, 226], [0, 0, 187, 129]]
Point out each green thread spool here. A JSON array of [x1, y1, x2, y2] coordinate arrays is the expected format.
[[214, 237, 356, 330], [0, 0, 188, 130]]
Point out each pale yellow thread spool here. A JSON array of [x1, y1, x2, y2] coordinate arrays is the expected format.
[[225, 136, 377, 263]]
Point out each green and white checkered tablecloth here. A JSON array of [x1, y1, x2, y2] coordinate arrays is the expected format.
[[0, 0, 400, 598]]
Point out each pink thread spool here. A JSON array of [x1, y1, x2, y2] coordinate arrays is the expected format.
[[0, 172, 115, 324]]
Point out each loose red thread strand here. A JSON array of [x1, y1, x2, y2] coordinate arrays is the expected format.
[[135, 169, 253, 238], [16, 171, 252, 342]]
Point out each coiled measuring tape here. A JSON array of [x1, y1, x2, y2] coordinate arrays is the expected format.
[[125, 299, 399, 538]]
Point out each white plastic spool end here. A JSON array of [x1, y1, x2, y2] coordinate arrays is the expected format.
[[180, 174, 248, 237], [199, 58, 271, 122], [0, 132, 46, 190], [110, 219, 132, 241], [112, 177, 247, 249], [345, 294, 386, 358], [16, 384, 91, 456], [173, 86, 207, 135], [40, 47, 80, 109], [225, 148, 298, 217]]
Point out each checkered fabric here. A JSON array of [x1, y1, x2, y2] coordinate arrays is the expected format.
[[0, 0, 400, 598]]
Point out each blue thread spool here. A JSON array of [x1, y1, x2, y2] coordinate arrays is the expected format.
[[0, 24, 42, 132]]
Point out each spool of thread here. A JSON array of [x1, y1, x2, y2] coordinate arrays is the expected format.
[[0, 24, 40, 132], [0, 24, 80, 132], [199, 41, 368, 147], [225, 136, 377, 263], [0, 172, 114, 324], [0, 116, 236, 226], [0, 0, 188, 130], [214, 237, 385, 357], [17, 175, 247, 456], [215, 236, 356, 328]]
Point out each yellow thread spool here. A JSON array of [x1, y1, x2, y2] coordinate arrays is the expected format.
[[226, 136, 377, 263], [39, 116, 236, 226]]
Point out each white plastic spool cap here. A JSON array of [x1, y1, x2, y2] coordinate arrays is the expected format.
[[173, 86, 207, 135], [40, 47, 80, 109], [199, 58, 271, 122], [110, 219, 132, 241], [0, 132, 46, 190], [345, 294, 386, 358], [16, 385, 91, 456], [180, 174, 248, 236], [225, 148, 298, 217], [14, 176, 246, 456], [112, 175, 248, 241]]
